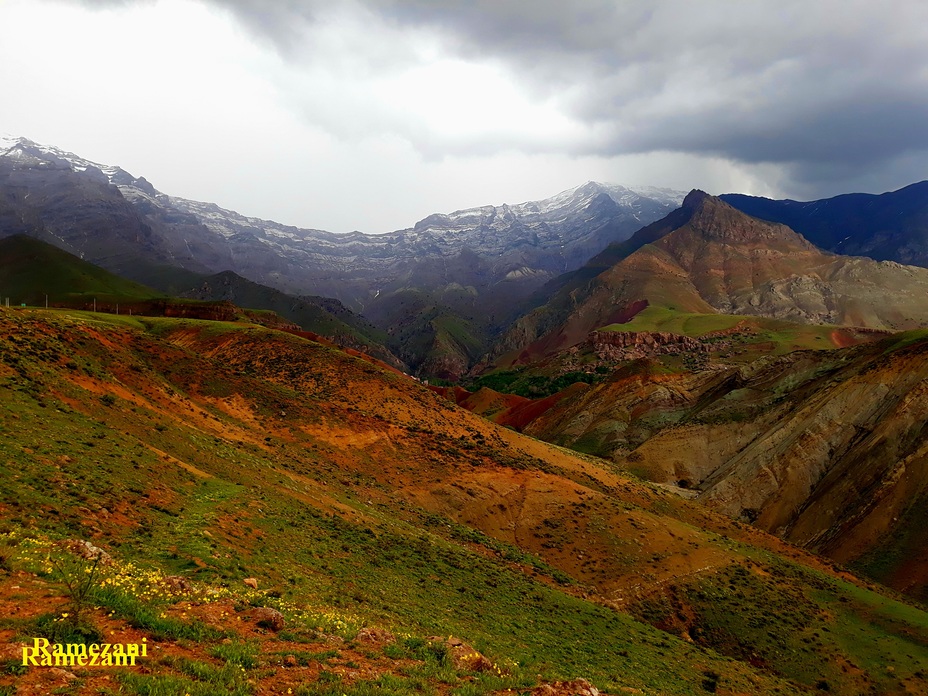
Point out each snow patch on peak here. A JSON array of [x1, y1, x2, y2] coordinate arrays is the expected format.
[[0, 134, 137, 188], [0, 134, 24, 153], [503, 181, 685, 219]]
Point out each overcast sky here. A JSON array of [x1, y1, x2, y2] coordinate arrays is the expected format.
[[1, 0, 926, 233]]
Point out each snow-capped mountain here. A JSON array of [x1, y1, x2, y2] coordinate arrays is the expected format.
[[0, 134, 689, 377], [402, 181, 684, 263], [0, 135, 683, 311]]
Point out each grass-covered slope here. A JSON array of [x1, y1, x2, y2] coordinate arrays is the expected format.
[[176, 269, 403, 369], [364, 287, 487, 380], [0, 234, 300, 330], [1, 308, 927, 694], [0, 235, 402, 366], [599, 306, 887, 358], [0, 234, 162, 304]]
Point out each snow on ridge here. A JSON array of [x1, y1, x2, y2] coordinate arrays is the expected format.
[[0, 134, 128, 184], [0, 133, 21, 153], [506, 181, 686, 217], [413, 181, 686, 235], [1, 134, 686, 252]]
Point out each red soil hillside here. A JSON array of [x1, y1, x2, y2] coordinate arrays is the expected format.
[[515, 331, 928, 602], [3, 308, 928, 694]]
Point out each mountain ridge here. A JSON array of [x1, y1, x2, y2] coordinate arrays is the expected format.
[[0, 135, 686, 378], [489, 191, 928, 367], [0, 136, 685, 299], [721, 180, 928, 267]]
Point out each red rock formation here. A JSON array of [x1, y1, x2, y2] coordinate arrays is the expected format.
[[589, 330, 707, 360]]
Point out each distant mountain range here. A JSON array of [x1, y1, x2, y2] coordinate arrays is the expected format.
[[0, 135, 683, 303], [722, 181, 928, 267], [491, 191, 928, 365], [4, 134, 928, 379], [0, 135, 684, 377]]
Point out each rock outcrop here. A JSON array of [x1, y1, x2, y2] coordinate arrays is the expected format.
[[589, 330, 707, 361]]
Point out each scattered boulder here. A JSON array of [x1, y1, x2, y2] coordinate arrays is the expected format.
[[49, 668, 77, 680], [63, 539, 111, 564], [251, 606, 285, 631], [163, 575, 192, 593], [566, 678, 599, 696], [532, 678, 603, 696], [427, 636, 494, 672], [357, 626, 395, 644]]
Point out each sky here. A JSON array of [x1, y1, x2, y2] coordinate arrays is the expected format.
[[1, 0, 926, 234]]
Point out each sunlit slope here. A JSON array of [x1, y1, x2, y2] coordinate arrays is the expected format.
[[493, 192, 928, 366], [1, 308, 927, 694], [518, 328, 928, 601]]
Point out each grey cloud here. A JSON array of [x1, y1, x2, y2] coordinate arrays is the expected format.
[[212, 1, 928, 167], [197, 0, 326, 55], [55, 0, 928, 194]]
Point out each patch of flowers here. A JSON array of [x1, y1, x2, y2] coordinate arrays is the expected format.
[[5, 527, 361, 638]]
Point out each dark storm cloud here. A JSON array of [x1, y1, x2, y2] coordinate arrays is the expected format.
[[60, 0, 928, 194]]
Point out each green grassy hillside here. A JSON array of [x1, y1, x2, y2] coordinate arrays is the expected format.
[[176, 270, 400, 367], [600, 306, 865, 357], [0, 234, 162, 304], [1, 308, 927, 695]]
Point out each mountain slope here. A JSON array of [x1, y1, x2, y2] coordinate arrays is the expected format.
[[488, 331, 928, 601], [176, 269, 403, 369], [0, 136, 685, 377], [492, 191, 928, 365], [0, 136, 684, 307], [0, 234, 299, 330], [0, 137, 232, 275], [722, 180, 928, 266], [0, 233, 162, 303], [2, 307, 928, 693]]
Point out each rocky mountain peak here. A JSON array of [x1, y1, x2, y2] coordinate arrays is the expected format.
[[573, 180, 611, 197], [721, 181, 928, 268], [677, 192, 816, 248], [681, 188, 710, 209]]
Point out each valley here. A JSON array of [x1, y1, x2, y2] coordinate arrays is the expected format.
[[3, 135, 928, 695]]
